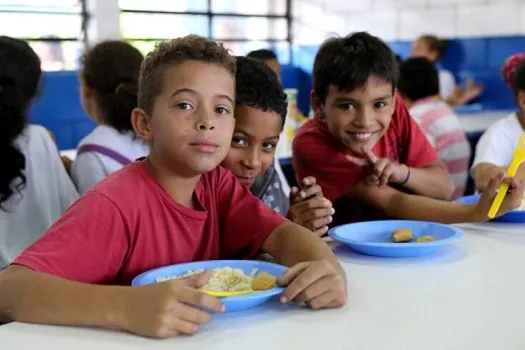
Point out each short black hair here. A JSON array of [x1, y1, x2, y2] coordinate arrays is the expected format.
[[246, 49, 278, 61], [313, 32, 398, 102], [398, 57, 439, 102], [235, 56, 287, 127], [81, 41, 143, 133], [512, 60, 525, 96]]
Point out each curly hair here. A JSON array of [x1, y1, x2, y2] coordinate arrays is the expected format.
[[138, 35, 236, 115], [0, 36, 41, 209], [81, 41, 143, 132], [234, 56, 287, 127]]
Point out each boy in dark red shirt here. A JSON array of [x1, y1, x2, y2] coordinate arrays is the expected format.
[[292, 32, 524, 225], [0, 36, 346, 338]]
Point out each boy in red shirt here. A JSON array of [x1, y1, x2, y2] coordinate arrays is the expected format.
[[292, 32, 524, 225], [0, 36, 346, 338]]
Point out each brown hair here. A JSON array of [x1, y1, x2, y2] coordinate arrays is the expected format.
[[138, 35, 236, 115], [419, 34, 447, 59]]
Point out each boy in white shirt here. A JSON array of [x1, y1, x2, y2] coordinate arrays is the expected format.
[[472, 55, 525, 192]]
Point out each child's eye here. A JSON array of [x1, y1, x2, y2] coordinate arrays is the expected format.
[[375, 101, 387, 109], [339, 103, 355, 111], [215, 106, 230, 116], [262, 142, 276, 151], [176, 102, 193, 111], [232, 136, 247, 146]]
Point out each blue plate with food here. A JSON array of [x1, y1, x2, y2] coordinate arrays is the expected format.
[[457, 194, 525, 223], [132, 260, 287, 312], [329, 220, 463, 258]]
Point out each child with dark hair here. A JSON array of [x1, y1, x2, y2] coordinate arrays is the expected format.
[[72, 41, 148, 193], [0, 36, 78, 269], [411, 34, 483, 105], [398, 57, 470, 198], [247, 48, 281, 81], [292, 31, 523, 226], [0, 35, 346, 337], [473, 55, 525, 192], [221, 56, 333, 235]]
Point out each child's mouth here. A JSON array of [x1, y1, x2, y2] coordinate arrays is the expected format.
[[347, 131, 376, 142]]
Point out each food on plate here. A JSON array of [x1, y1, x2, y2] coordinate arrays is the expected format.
[[157, 267, 277, 293], [392, 229, 414, 243], [416, 235, 437, 243]]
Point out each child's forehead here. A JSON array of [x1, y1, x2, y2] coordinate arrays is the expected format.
[[234, 105, 282, 132], [328, 77, 394, 99], [161, 61, 234, 94]]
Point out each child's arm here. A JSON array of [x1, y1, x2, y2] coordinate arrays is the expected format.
[[0, 265, 223, 338], [349, 149, 454, 200], [351, 173, 524, 223], [473, 163, 525, 193], [262, 222, 347, 309]]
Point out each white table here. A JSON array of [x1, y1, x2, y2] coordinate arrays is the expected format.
[[2, 223, 525, 349]]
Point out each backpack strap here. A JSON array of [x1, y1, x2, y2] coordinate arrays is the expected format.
[[77, 144, 133, 166]]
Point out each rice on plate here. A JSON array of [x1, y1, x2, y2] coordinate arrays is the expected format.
[[157, 267, 258, 292]]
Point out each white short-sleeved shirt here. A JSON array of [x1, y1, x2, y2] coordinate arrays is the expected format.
[[0, 125, 79, 269], [439, 69, 456, 100], [472, 112, 523, 169], [71, 125, 149, 194]]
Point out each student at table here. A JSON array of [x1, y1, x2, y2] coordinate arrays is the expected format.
[[411, 34, 483, 106], [72, 41, 149, 194], [0, 36, 78, 269], [221, 56, 333, 235], [0, 35, 347, 338], [472, 54, 525, 192], [398, 57, 471, 199], [291, 32, 524, 226]]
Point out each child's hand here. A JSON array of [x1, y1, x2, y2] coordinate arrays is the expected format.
[[122, 271, 224, 338], [278, 260, 347, 309], [288, 177, 334, 236], [347, 148, 409, 186], [476, 173, 525, 219]]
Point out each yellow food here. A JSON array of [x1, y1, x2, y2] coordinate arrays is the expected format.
[[392, 229, 413, 243], [416, 235, 436, 243], [251, 272, 277, 291]]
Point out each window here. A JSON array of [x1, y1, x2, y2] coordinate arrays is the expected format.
[[119, 0, 291, 64], [0, 0, 87, 70]]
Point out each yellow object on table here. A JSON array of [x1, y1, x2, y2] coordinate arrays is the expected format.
[[488, 133, 525, 219]]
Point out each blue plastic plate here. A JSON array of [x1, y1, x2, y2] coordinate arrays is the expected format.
[[457, 194, 525, 223], [329, 220, 463, 258], [132, 260, 286, 312]]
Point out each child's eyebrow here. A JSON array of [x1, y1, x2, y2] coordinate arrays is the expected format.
[[233, 130, 280, 139], [373, 94, 393, 101], [216, 94, 234, 105], [170, 89, 234, 105]]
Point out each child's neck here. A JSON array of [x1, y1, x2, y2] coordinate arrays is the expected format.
[[145, 156, 201, 209]]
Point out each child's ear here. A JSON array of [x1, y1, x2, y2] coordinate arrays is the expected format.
[[131, 108, 153, 142], [310, 90, 324, 120]]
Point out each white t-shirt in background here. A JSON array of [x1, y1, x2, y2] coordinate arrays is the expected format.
[[439, 69, 456, 100], [472, 112, 523, 169], [0, 125, 79, 269], [71, 125, 149, 194]]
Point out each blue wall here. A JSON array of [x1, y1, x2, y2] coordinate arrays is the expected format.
[[32, 36, 523, 150]]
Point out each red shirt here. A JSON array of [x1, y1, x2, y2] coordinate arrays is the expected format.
[[292, 96, 438, 224], [14, 161, 286, 285]]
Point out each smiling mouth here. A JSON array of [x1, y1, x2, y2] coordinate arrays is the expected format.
[[347, 131, 379, 142]]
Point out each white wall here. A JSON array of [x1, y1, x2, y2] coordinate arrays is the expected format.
[[293, 0, 525, 44]]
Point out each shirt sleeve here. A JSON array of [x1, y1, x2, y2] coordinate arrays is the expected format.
[[472, 124, 515, 168], [292, 125, 363, 202], [13, 191, 129, 284], [216, 168, 287, 259], [72, 153, 108, 194], [397, 97, 439, 168]]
